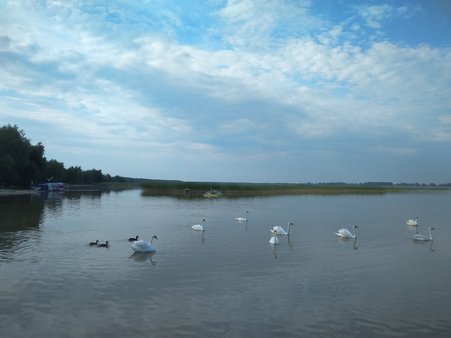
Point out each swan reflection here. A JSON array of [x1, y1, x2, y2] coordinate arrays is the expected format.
[[412, 239, 435, 252], [269, 230, 295, 258], [129, 252, 156, 265], [193, 229, 206, 242], [336, 236, 358, 250], [406, 224, 419, 234], [272, 244, 278, 259], [287, 234, 294, 250]]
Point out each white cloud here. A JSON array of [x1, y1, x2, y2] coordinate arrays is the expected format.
[[0, 0, 450, 182], [357, 4, 394, 29]]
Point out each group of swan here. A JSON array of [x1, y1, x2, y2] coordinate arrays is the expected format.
[[191, 212, 249, 233], [405, 216, 435, 241], [269, 222, 294, 245], [125, 213, 435, 254], [88, 235, 157, 253], [333, 219, 435, 242], [267, 222, 361, 246], [334, 223, 435, 242]]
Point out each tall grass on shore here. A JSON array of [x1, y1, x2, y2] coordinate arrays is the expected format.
[[140, 181, 430, 198]]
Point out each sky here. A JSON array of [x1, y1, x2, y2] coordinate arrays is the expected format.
[[1, 0, 451, 184]]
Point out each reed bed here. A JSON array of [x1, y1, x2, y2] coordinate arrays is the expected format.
[[140, 181, 430, 198]]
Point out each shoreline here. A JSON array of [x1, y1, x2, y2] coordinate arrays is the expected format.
[[1, 184, 448, 198], [0, 189, 40, 196]]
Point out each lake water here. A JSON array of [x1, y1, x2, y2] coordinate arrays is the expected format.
[[1, 189, 451, 337]]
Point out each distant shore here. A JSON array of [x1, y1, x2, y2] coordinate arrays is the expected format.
[[1, 182, 449, 198], [141, 182, 450, 198]]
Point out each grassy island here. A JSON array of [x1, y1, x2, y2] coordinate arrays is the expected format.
[[140, 181, 448, 198]]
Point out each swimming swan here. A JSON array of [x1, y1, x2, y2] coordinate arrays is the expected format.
[[336, 225, 358, 239], [412, 226, 434, 241], [269, 229, 279, 245], [89, 240, 99, 246], [272, 222, 294, 236], [131, 235, 158, 253], [406, 216, 418, 226], [128, 235, 139, 242], [192, 219, 206, 231], [235, 211, 249, 222]]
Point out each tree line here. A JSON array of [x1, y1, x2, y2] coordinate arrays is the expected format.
[[0, 124, 126, 188]]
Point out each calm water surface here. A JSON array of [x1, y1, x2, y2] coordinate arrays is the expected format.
[[1, 189, 451, 337]]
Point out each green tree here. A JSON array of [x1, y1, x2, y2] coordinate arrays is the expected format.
[[81, 169, 104, 184], [0, 124, 46, 187], [66, 166, 82, 184], [1, 124, 121, 188], [44, 159, 66, 182]]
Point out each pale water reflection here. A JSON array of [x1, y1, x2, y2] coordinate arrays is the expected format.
[[1, 189, 451, 337]]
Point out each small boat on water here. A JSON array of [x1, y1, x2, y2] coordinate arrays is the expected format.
[[203, 189, 223, 198], [31, 182, 64, 192]]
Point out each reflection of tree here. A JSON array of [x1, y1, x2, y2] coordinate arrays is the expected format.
[[0, 195, 45, 232], [64, 191, 102, 200]]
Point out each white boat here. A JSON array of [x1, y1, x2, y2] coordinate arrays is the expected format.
[[32, 182, 64, 191], [203, 189, 223, 198]]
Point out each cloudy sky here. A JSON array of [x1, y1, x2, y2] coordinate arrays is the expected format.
[[1, 0, 450, 183]]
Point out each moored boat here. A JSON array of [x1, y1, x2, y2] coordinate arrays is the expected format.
[[203, 189, 223, 198], [31, 182, 64, 191]]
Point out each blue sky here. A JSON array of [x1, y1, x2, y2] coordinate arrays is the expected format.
[[1, 0, 450, 183]]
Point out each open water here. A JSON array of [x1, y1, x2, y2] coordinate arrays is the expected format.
[[1, 189, 451, 337]]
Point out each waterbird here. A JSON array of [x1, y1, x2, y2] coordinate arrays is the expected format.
[[235, 211, 249, 222], [406, 216, 418, 226], [89, 240, 99, 246], [272, 222, 294, 236], [98, 241, 109, 248], [128, 235, 139, 242], [131, 235, 158, 253], [192, 218, 206, 231], [336, 225, 358, 239], [269, 229, 279, 245], [412, 226, 435, 241]]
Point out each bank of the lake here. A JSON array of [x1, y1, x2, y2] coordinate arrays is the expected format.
[[2, 182, 449, 198], [141, 181, 449, 198]]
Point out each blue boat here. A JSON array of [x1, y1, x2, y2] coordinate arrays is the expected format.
[[31, 182, 64, 191]]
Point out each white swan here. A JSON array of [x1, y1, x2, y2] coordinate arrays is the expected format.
[[235, 211, 249, 222], [269, 229, 279, 245], [192, 218, 206, 231], [412, 226, 434, 241], [131, 235, 157, 253], [406, 216, 418, 226], [272, 222, 294, 236], [336, 225, 358, 239]]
